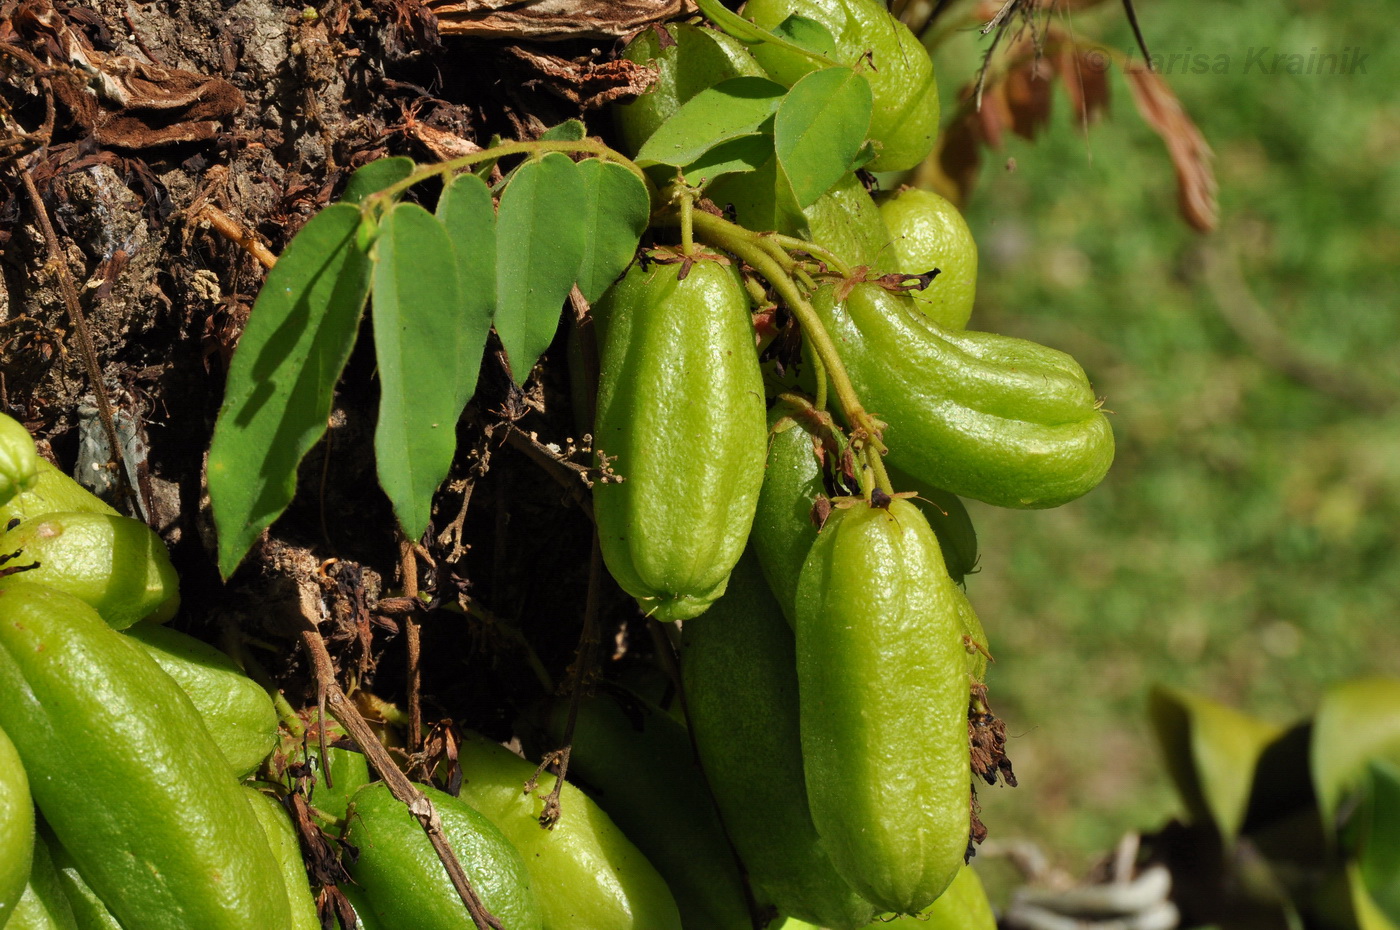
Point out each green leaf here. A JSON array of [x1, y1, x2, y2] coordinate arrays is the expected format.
[[1356, 760, 1400, 923], [539, 119, 588, 141], [694, 0, 836, 66], [682, 133, 774, 187], [1314, 679, 1400, 837], [370, 203, 464, 540], [340, 157, 416, 205], [771, 14, 836, 56], [635, 76, 787, 168], [209, 204, 372, 578], [1148, 684, 1282, 844], [574, 160, 649, 303], [437, 172, 497, 410], [495, 152, 587, 383], [775, 67, 873, 207]]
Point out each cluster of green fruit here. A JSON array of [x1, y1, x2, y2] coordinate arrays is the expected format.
[[574, 0, 1114, 926]]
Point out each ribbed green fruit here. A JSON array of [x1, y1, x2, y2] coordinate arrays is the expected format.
[[0, 582, 289, 930], [813, 283, 1115, 508], [0, 513, 178, 629], [532, 690, 754, 930], [0, 415, 39, 511], [744, 0, 939, 171], [124, 624, 278, 777], [796, 500, 970, 914], [44, 828, 126, 930], [592, 255, 767, 620], [9, 831, 77, 930], [0, 722, 33, 929], [682, 550, 876, 929], [455, 730, 683, 930], [243, 789, 322, 930], [878, 188, 978, 330], [872, 864, 997, 929], [0, 460, 116, 529], [342, 782, 542, 930]]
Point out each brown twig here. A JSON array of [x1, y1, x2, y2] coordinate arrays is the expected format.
[[501, 427, 597, 520], [400, 535, 424, 756], [196, 204, 278, 269], [293, 581, 502, 930], [18, 164, 137, 517]]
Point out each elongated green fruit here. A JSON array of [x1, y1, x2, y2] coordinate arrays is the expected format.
[[751, 401, 826, 627], [744, 0, 939, 171], [0, 415, 39, 511], [796, 499, 970, 914], [614, 23, 768, 157], [336, 883, 382, 930], [877, 188, 978, 330], [9, 831, 77, 930], [592, 255, 767, 620], [124, 624, 278, 777], [244, 789, 322, 930], [0, 513, 178, 629], [341, 782, 543, 930], [884, 464, 978, 584], [0, 723, 33, 929], [682, 550, 875, 930], [801, 172, 893, 272], [0, 582, 290, 930], [870, 864, 997, 929], [455, 730, 683, 930], [0, 460, 116, 529], [41, 829, 123, 930], [531, 690, 754, 930], [814, 283, 1114, 508]]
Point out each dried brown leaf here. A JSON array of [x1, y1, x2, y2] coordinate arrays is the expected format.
[[1003, 57, 1054, 141], [1058, 45, 1110, 125], [1125, 65, 1218, 232], [427, 0, 694, 40]]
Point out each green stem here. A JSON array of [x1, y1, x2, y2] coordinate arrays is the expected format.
[[679, 191, 695, 256], [366, 140, 656, 216], [683, 210, 886, 453], [864, 445, 894, 496], [770, 234, 850, 277]]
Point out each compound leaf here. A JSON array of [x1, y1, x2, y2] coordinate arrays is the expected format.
[[371, 202, 464, 540], [209, 203, 372, 578], [495, 153, 587, 383], [575, 160, 649, 303], [775, 67, 873, 207]]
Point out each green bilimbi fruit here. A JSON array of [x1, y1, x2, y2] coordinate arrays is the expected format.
[[0, 722, 33, 928], [0, 582, 290, 930], [876, 864, 997, 929], [455, 730, 683, 930], [532, 689, 754, 930], [124, 624, 279, 777], [752, 400, 828, 627], [801, 172, 893, 272], [796, 498, 970, 915], [243, 789, 321, 930], [44, 828, 126, 930], [744, 0, 939, 171], [682, 550, 876, 930], [813, 283, 1115, 509], [0, 414, 39, 510], [878, 188, 979, 330], [0, 512, 179, 628], [341, 782, 543, 930], [0, 460, 116, 529], [592, 254, 767, 621], [884, 463, 978, 584], [9, 831, 77, 930], [614, 22, 767, 157]]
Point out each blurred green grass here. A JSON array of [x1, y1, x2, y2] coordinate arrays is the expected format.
[[927, 1, 1400, 866]]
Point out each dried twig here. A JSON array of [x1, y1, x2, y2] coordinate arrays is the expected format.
[[400, 535, 424, 756], [196, 204, 278, 269], [293, 582, 502, 930]]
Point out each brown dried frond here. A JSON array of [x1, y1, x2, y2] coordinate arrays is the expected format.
[[1124, 64, 1219, 232]]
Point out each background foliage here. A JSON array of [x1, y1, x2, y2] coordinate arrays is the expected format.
[[937, 0, 1400, 864]]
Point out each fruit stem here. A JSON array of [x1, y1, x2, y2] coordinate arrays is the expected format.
[[683, 210, 887, 454]]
